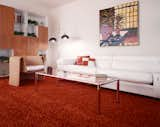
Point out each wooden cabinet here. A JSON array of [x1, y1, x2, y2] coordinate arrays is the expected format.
[[0, 5, 48, 55]]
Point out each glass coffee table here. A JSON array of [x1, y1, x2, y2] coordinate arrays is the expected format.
[[35, 69, 120, 114]]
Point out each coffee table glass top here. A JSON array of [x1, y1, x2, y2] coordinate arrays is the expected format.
[[36, 69, 118, 86]]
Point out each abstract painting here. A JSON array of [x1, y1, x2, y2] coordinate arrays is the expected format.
[[100, 1, 139, 47]]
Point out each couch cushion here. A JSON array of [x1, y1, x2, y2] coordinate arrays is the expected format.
[[58, 65, 96, 74], [97, 69, 153, 84], [112, 56, 160, 72], [75, 56, 83, 65], [75, 56, 90, 66], [57, 58, 75, 65], [95, 56, 113, 69]]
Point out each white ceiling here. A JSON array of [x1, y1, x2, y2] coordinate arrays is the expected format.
[[1, 0, 77, 8], [0, 0, 77, 15], [34, 0, 77, 8]]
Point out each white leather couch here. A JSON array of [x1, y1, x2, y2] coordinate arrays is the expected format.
[[57, 56, 160, 98]]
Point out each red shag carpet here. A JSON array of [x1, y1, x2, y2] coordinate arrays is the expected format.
[[0, 78, 160, 127]]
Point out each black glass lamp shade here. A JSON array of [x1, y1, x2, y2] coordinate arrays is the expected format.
[[49, 37, 57, 42], [61, 34, 69, 39]]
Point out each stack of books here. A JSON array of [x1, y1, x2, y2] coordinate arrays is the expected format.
[[95, 74, 108, 80]]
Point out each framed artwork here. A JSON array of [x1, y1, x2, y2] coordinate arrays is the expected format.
[[100, 1, 139, 47]]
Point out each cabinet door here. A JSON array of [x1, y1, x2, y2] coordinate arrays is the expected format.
[[0, 35, 13, 48], [12, 36, 28, 56], [27, 37, 39, 55], [38, 26, 48, 50], [0, 5, 14, 48], [0, 5, 14, 36]]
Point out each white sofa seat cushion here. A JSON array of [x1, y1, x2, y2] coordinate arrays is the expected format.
[[97, 69, 153, 84], [26, 65, 44, 72], [58, 65, 97, 74]]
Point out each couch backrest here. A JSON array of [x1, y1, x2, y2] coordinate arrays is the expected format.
[[57, 58, 75, 65], [95, 56, 113, 69], [112, 56, 160, 72], [57, 56, 160, 73]]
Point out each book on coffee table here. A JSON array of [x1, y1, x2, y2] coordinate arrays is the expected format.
[[95, 74, 107, 79]]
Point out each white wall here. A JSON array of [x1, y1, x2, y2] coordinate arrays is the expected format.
[[48, 0, 160, 61]]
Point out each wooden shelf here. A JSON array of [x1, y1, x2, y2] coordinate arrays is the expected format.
[[14, 9, 47, 38]]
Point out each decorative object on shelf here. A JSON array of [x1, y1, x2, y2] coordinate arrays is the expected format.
[[100, 1, 139, 47], [28, 19, 32, 24], [28, 19, 38, 25], [27, 19, 38, 38], [14, 9, 25, 36], [17, 15, 23, 24], [40, 21, 44, 26], [61, 34, 69, 40], [15, 11, 24, 24], [27, 33, 37, 37], [14, 31, 24, 35], [49, 37, 57, 43], [32, 21, 38, 25]]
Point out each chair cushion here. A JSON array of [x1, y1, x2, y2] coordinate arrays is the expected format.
[[26, 65, 44, 72]]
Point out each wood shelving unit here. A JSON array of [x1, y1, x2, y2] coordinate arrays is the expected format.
[[0, 5, 48, 56]]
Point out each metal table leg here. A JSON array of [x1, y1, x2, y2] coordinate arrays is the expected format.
[[116, 80, 120, 103], [97, 85, 101, 114], [34, 73, 39, 92], [35, 73, 38, 85]]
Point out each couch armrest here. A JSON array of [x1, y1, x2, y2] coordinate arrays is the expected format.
[[153, 73, 160, 98], [153, 73, 160, 87], [9, 56, 22, 86]]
